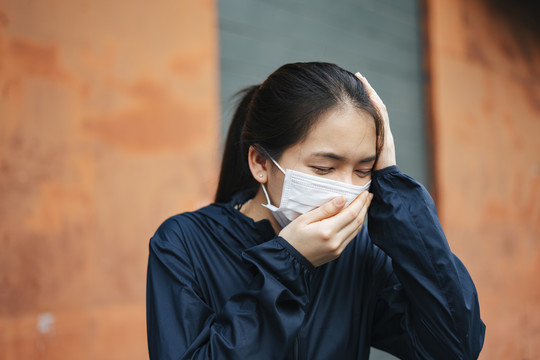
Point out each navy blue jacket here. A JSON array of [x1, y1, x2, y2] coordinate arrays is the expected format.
[[146, 166, 485, 359]]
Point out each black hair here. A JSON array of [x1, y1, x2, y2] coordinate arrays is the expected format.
[[215, 62, 383, 203]]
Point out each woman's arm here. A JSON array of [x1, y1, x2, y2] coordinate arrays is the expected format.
[[368, 166, 486, 359], [146, 217, 313, 359], [356, 73, 484, 358]]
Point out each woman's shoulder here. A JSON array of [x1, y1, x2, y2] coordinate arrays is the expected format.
[[149, 203, 221, 247], [149, 194, 248, 247]]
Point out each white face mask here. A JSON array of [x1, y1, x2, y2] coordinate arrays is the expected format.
[[261, 157, 371, 227]]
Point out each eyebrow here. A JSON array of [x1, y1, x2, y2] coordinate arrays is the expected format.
[[310, 152, 377, 163]]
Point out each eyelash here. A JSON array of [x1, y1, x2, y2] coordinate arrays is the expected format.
[[356, 170, 372, 177], [312, 167, 332, 174], [311, 167, 371, 177]]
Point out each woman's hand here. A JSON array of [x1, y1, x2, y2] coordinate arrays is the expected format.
[[279, 191, 373, 267], [355, 72, 397, 170]]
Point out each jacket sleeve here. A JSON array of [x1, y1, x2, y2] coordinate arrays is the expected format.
[[367, 166, 486, 359], [146, 217, 314, 360]]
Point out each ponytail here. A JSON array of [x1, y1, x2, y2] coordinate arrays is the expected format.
[[215, 85, 260, 203]]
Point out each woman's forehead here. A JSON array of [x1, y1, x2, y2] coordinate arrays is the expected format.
[[285, 106, 377, 161]]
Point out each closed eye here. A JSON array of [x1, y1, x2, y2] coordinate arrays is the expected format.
[[311, 167, 333, 174], [355, 170, 371, 177]]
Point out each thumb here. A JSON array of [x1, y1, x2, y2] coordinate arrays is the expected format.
[[300, 196, 346, 224]]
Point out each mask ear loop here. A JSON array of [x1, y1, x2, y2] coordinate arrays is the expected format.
[[256, 147, 286, 207], [261, 184, 273, 207], [260, 157, 285, 207], [255, 145, 286, 175], [268, 157, 286, 175]]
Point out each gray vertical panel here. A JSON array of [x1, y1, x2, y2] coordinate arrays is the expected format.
[[219, 0, 426, 186], [219, 1, 425, 358]]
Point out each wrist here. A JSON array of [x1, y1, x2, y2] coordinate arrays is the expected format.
[[375, 157, 396, 171], [375, 140, 396, 170]]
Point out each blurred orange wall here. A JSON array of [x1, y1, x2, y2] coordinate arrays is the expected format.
[[427, 0, 540, 358], [2, 0, 539, 359], [0, 1, 218, 359]]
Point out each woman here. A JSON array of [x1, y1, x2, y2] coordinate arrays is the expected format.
[[146, 62, 485, 359]]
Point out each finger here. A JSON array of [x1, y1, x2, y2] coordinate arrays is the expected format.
[[327, 196, 371, 260], [321, 190, 370, 230], [300, 196, 347, 224], [338, 192, 372, 240], [354, 72, 374, 95], [335, 194, 373, 254], [355, 72, 386, 112]]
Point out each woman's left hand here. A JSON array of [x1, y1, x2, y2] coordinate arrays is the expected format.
[[355, 72, 397, 171]]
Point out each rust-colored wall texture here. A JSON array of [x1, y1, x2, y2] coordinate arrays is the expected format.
[[427, 0, 540, 358], [0, 1, 218, 359]]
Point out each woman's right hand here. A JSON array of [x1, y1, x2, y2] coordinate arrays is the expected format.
[[279, 191, 373, 267]]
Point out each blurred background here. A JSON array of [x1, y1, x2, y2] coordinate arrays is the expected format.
[[0, 0, 538, 359]]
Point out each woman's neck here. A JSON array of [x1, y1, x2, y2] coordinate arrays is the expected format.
[[240, 187, 282, 235]]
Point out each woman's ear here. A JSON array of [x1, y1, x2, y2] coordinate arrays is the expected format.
[[247, 145, 269, 184]]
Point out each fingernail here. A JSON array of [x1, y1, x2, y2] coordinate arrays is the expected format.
[[334, 196, 345, 206], [369, 193, 374, 200]]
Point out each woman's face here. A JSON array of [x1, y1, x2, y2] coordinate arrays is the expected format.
[[265, 104, 377, 207]]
